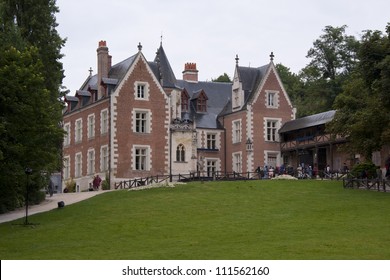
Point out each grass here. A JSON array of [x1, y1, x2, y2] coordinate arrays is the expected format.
[[1, 180, 390, 259]]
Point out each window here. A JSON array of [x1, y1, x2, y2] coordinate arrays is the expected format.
[[266, 91, 279, 108], [233, 89, 240, 109], [135, 112, 147, 133], [267, 153, 278, 168], [233, 120, 242, 143], [101, 145, 108, 172], [266, 120, 278, 142], [197, 95, 207, 112], [135, 147, 147, 171], [88, 149, 95, 175], [75, 153, 82, 177], [137, 84, 145, 99], [64, 123, 70, 146], [101, 109, 108, 134], [176, 144, 186, 162], [88, 114, 95, 139], [133, 109, 151, 133], [75, 118, 82, 143], [134, 82, 149, 100], [207, 160, 216, 177], [233, 152, 242, 173], [207, 133, 216, 149], [63, 156, 70, 180]]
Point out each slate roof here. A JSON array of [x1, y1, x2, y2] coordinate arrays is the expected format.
[[279, 110, 336, 133], [218, 64, 269, 117], [66, 43, 232, 129], [151, 44, 178, 89], [238, 65, 268, 103], [176, 80, 232, 129]]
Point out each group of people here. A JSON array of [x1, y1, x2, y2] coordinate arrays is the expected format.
[[254, 162, 352, 180]]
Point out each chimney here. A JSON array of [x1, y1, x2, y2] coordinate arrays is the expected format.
[[97, 40, 110, 98], [182, 63, 198, 82]]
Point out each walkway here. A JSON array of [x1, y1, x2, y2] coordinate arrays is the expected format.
[[0, 191, 107, 224]]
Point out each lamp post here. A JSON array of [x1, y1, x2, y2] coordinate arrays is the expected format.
[[24, 167, 32, 225]]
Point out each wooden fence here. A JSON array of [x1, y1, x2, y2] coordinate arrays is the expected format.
[[343, 178, 389, 192], [114, 171, 261, 190]]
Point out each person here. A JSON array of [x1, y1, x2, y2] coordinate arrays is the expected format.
[[48, 180, 54, 197], [385, 156, 390, 179], [376, 166, 383, 180], [255, 166, 261, 179], [343, 163, 349, 174], [93, 175, 102, 191]]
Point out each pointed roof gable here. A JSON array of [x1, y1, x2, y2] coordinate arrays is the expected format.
[[237, 64, 268, 103], [152, 44, 178, 89]]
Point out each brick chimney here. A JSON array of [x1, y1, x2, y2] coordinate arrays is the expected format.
[[182, 63, 198, 82], [97, 40, 111, 98]]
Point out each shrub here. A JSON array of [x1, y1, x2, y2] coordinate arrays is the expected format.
[[102, 173, 110, 190], [350, 162, 377, 178], [64, 178, 76, 193]]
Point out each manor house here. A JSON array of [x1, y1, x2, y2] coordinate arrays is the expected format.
[[62, 41, 296, 190]]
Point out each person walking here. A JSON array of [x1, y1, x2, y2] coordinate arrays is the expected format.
[[93, 175, 102, 191]]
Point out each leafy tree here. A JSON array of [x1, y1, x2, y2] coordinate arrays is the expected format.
[[212, 73, 232, 83], [328, 23, 390, 161], [306, 25, 359, 81], [0, 0, 65, 212], [297, 25, 359, 117]]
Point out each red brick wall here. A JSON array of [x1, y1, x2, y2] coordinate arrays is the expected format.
[[112, 56, 169, 178], [63, 98, 110, 181]]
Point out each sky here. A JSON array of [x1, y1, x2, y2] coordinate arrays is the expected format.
[[56, 0, 390, 94]]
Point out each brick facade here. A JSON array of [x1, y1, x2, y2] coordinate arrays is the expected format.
[[62, 41, 295, 190]]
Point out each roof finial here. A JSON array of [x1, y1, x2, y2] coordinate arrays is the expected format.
[[88, 67, 93, 77], [235, 54, 239, 65], [137, 42, 143, 52], [160, 32, 163, 46], [270, 51, 274, 61]]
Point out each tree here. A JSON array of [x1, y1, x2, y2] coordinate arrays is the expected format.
[[306, 25, 359, 81], [328, 23, 390, 161], [0, 0, 65, 212], [297, 25, 359, 117], [212, 73, 232, 83]]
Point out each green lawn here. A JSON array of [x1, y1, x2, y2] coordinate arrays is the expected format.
[[1, 180, 390, 259]]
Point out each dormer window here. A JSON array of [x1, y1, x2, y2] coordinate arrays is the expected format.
[[193, 90, 208, 112], [181, 89, 189, 112], [197, 95, 207, 112]]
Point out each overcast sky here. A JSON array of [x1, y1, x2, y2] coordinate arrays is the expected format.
[[56, 0, 389, 94]]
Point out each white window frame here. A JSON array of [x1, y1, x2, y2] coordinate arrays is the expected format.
[[87, 149, 95, 175], [64, 122, 71, 146], [206, 158, 218, 177], [75, 118, 82, 143], [100, 145, 109, 172], [232, 119, 242, 144], [265, 151, 280, 168], [101, 109, 108, 135], [87, 114, 95, 139], [134, 81, 149, 100], [132, 145, 151, 171], [264, 118, 281, 142], [206, 133, 217, 149], [63, 156, 70, 180], [132, 109, 151, 133], [233, 152, 242, 173], [75, 152, 82, 178], [266, 90, 279, 108]]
